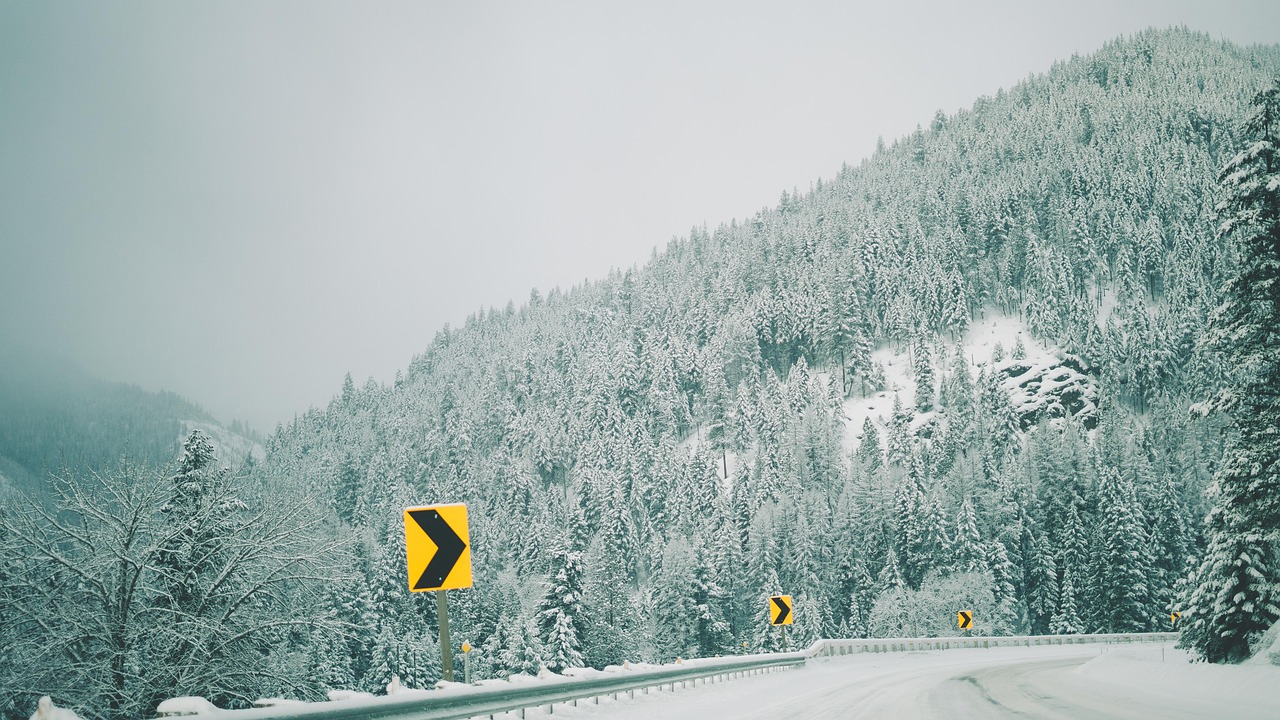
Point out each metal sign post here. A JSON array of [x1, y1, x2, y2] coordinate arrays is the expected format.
[[437, 591, 454, 682]]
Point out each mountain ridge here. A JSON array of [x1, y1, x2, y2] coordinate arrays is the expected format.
[[253, 26, 1275, 687]]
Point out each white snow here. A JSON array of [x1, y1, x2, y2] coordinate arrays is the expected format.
[[154, 697, 220, 717], [249, 699, 306, 708], [325, 690, 374, 702], [1247, 621, 1280, 666], [180, 420, 265, 464], [29, 697, 80, 720], [520, 643, 1280, 720]]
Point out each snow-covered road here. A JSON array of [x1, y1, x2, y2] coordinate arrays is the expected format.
[[502, 644, 1280, 720]]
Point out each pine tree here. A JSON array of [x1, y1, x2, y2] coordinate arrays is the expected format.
[[950, 497, 987, 574], [1181, 79, 1280, 664], [536, 539, 587, 672], [1050, 503, 1087, 634], [857, 417, 884, 474], [1011, 336, 1027, 360], [753, 566, 786, 651], [691, 549, 734, 657], [843, 560, 875, 638], [1092, 468, 1154, 632], [651, 538, 699, 662], [913, 341, 935, 412], [480, 613, 544, 679], [887, 395, 914, 468], [367, 625, 440, 690], [1025, 527, 1057, 635], [986, 538, 1021, 632], [877, 548, 906, 593]]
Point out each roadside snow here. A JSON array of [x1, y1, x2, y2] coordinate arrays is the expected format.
[[537, 643, 1280, 720]]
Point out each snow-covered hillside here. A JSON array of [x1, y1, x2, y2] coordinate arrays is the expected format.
[[842, 311, 1096, 453], [180, 420, 265, 466]]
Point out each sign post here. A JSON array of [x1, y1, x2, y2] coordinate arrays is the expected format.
[[769, 595, 794, 651], [461, 642, 472, 684], [437, 592, 454, 681], [405, 504, 472, 684]]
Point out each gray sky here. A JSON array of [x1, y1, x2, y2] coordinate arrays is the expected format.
[[2, 1, 1278, 432]]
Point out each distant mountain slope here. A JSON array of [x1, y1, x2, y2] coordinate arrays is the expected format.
[[0, 347, 261, 497], [257, 28, 1277, 686]]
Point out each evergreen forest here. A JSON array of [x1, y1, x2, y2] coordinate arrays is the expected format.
[[3, 27, 1280, 717]]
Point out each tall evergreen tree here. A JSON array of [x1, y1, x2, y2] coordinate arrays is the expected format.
[[1182, 79, 1280, 662], [913, 341, 935, 412], [1092, 468, 1154, 632], [536, 527, 587, 672]]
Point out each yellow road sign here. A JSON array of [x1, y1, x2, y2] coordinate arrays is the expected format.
[[769, 595, 794, 626], [1171, 612, 1181, 625], [404, 503, 472, 592], [958, 610, 973, 629]]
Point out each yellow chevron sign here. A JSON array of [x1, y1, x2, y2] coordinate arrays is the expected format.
[[769, 595, 794, 625], [404, 504, 472, 592], [958, 610, 973, 629]]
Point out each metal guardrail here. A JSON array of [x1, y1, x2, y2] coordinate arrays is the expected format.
[[190, 632, 1178, 719], [806, 632, 1179, 658], [211, 652, 806, 720]]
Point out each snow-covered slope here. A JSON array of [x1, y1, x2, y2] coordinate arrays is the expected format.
[[843, 311, 1097, 452], [180, 420, 264, 466]]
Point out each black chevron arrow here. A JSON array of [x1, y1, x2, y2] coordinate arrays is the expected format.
[[959, 611, 972, 629], [410, 508, 466, 590], [771, 596, 791, 625]]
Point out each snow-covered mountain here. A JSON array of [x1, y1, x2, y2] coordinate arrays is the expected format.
[[245, 28, 1280, 692]]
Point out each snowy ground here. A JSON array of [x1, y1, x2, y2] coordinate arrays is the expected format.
[[482, 643, 1280, 720]]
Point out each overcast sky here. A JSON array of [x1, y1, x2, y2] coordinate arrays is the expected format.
[[2, 1, 1278, 432]]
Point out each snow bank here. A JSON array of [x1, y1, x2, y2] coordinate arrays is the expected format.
[[29, 697, 80, 720], [1247, 621, 1280, 666], [1070, 645, 1280, 715], [154, 697, 219, 717]]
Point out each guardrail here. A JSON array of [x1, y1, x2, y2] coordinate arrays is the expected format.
[[208, 652, 806, 720], [807, 632, 1179, 658], [179, 632, 1179, 719]]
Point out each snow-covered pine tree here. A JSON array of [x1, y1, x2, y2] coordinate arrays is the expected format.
[[1011, 336, 1027, 360], [1092, 468, 1154, 632], [1182, 79, 1280, 663], [651, 537, 699, 662], [912, 341, 935, 412], [1025, 526, 1058, 635], [878, 548, 906, 594], [479, 612, 545, 679], [857, 417, 884, 474], [1050, 503, 1087, 635], [691, 545, 734, 657], [886, 394, 914, 468], [536, 522, 587, 672], [986, 538, 1022, 633], [843, 560, 875, 639], [367, 625, 440, 690], [950, 497, 987, 574]]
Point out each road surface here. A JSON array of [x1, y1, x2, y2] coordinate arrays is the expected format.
[[527, 643, 1280, 720]]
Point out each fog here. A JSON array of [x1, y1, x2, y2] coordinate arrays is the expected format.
[[2, 0, 1277, 432]]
